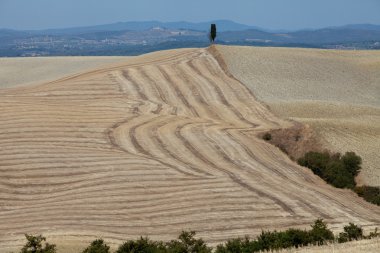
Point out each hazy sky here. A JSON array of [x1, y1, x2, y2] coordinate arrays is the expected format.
[[1, 0, 380, 30]]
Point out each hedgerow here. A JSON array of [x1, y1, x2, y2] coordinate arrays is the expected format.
[[18, 220, 379, 253]]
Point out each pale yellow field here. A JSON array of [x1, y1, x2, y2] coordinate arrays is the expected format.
[[219, 45, 380, 186], [0, 56, 127, 88]]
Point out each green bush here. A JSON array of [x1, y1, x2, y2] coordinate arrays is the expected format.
[[355, 186, 380, 205], [298, 151, 361, 189], [20, 234, 56, 253], [166, 231, 212, 253], [308, 219, 334, 245], [82, 239, 110, 253], [116, 237, 166, 253], [262, 133, 272, 141], [342, 152, 362, 176], [298, 151, 330, 177], [216, 219, 331, 252], [338, 223, 363, 243], [324, 160, 355, 189], [298, 151, 380, 206]]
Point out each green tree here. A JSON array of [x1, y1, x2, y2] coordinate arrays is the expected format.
[[340, 223, 363, 242], [342, 152, 362, 176], [355, 186, 380, 205], [325, 161, 355, 189], [20, 234, 56, 253], [116, 237, 166, 253], [210, 24, 217, 43], [308, 219, 334, 245], [166, 231, 212, 253], [82, 239, 110, 253]]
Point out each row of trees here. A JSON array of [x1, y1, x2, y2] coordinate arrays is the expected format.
[[19, 220, 379, 253]]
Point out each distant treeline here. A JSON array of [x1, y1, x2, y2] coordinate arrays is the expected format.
[[1, 40, 379, 57], [18, 220, 379, 253]]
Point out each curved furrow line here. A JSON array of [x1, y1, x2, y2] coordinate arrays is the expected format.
[[161, 116, 297, 215], [157, 65, 199, 117]]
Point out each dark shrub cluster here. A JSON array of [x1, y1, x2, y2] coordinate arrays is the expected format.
[[216, 219, 333, 253], [105, 231, 210, 253], [338, 223, 363, 243], [262, 133, 272, 141], [82, 239, 111, 253], [21, 234, 56, 253], [298, 151, 361, 189], [297, 151, 380, 206], [354, 186, 380, 206]]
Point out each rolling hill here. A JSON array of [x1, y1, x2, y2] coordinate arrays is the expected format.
[[0, 46, 379, 252], [219, 45, 380, 187]]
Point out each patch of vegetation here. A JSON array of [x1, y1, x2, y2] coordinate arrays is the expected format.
[[262, 132, 272, 141], [297, 151, 380, 206], [338, 223, 363, 243], [82, 239, 110, 253], [18, 221, 380, 253], [355, 186, 380, 206], [298, 151, 360, 189], [20, 234, 56, 253]]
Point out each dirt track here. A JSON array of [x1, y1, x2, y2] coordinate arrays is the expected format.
[[0, 47, 379, 251]]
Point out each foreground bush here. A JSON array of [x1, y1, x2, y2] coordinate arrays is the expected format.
[[355, 186, 380, 206], [116, 231, 211, 253], [20, 234, 56, 253], [116, 237, 166, 253], [338, 223, 363, 243], [216, 219, 333, 252], [82, 239, 110, 253]]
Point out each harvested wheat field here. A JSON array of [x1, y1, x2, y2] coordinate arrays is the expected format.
[[0, 46, 379, 252], [0, 56, 127, 89], [219, 45, 380, 186]]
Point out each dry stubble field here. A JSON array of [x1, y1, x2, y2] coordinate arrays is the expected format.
[[0, 46, 379, 252], [0, 56, 127, 89], [219, 45, 380, 186]]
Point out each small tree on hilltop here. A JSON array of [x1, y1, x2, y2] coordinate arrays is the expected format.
[[209, 24, 217, 44]]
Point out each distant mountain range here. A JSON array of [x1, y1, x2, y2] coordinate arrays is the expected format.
[[1, 20, 380, 56]]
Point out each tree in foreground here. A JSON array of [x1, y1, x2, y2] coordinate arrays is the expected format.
[[166, 231, 212, 253], [82, 239, 110, 253], [20, 234, 56, 253], [116, 237, 166, 253], [338, 223, 363, 243], [308, 219, 334, 245]]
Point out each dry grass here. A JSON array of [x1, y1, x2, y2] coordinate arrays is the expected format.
[[1, 47, 380, 252], [219, 45, 380, 186]]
